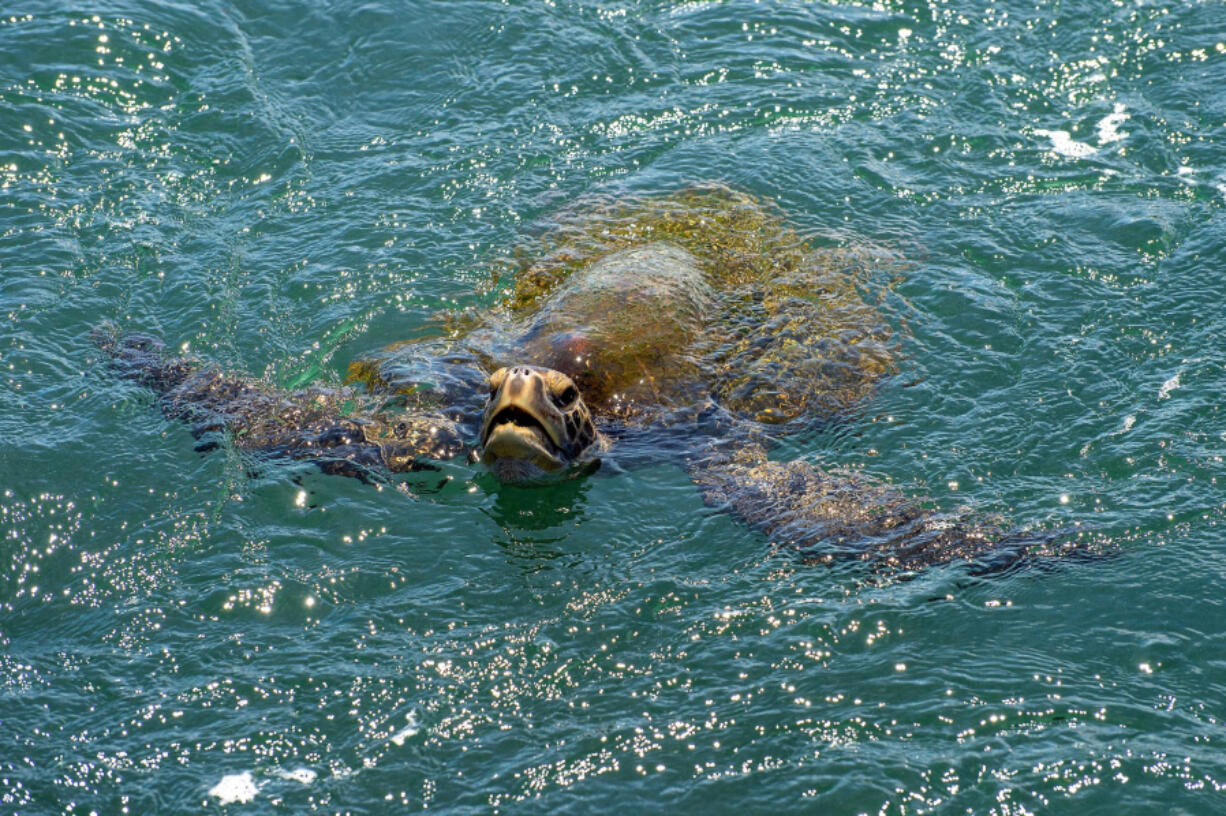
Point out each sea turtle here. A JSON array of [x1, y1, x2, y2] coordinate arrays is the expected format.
[[98, 184, 1051, 570]]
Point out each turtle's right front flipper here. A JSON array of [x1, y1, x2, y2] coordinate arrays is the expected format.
[[95, 328, 472, 478], [688, 444, 1053, 572]]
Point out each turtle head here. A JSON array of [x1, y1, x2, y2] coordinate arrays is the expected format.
[[479, 365, 600, 482]]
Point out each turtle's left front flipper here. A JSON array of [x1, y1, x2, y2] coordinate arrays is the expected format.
[[688, 445, 1043, 572], [95, 328, 471, 477]]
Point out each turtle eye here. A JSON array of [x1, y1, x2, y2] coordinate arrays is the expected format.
[[554, 384, 579, 408]]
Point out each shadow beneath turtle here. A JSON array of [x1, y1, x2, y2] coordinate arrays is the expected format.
[[473, 470, 602, 573], [477, 466, 594, 530]]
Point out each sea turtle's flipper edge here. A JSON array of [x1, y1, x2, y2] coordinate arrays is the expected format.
[[688, 445, 1071, 573], [96, 328, 472, 479]]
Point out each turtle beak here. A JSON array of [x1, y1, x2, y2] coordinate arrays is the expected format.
[[480, 367, 569, 472]]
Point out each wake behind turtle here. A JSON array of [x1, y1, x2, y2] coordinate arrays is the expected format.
[[98, 184, 1056, 570]]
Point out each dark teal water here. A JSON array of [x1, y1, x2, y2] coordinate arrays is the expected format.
[[3, 1, 1225, 812]]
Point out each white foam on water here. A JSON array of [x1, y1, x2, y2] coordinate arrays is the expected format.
[[275, 767, 317, 785], [1034, 129, 1097, 158], [390, 710, 421, 746], [208, 771, 260, 805], [1158, 372, 1181, 400], [1096, 103, 1130, 144]]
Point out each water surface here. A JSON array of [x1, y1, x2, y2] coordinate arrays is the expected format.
[[2, 0, 1225, 812]]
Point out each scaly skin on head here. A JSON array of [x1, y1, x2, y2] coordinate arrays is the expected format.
[[479, 365, 601, 481]]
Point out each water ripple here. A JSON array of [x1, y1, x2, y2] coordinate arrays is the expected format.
[[3, 0, 1226, 812]]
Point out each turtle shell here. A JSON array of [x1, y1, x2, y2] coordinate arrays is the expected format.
[[348, 184, 896, 434]]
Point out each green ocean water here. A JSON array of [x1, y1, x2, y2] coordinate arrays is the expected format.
[[2, 0, 1225, 812]]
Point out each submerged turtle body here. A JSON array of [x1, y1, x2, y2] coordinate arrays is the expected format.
[[101, 184, 1057, 570]]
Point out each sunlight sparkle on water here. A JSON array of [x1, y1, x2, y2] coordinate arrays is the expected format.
[[3, 0, 1225, 811]]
